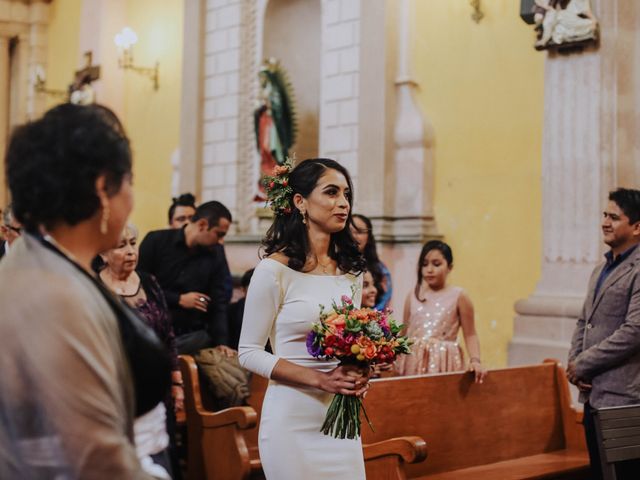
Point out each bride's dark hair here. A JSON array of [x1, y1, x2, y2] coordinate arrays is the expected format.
[[262, 158, 365, 275]]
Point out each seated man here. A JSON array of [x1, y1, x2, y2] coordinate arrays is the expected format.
[[0, 204, 22, 259], [139, 201, 234, 355]]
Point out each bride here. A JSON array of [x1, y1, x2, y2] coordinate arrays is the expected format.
[[238, 158, 369, 479]]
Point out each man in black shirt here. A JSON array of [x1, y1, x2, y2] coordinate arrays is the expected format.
[[139, 200, 234, 355]]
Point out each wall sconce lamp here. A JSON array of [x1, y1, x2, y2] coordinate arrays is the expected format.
[[114, 27, 159, 90], [32, 66, 68, 100]]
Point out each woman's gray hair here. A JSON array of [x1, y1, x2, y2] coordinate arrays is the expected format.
[[122, 223, 138, 240]]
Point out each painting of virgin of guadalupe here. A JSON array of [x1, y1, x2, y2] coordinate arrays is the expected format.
[[253, 58, 297, 201]]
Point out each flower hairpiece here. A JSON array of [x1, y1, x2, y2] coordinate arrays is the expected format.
[[262, 157, 295, 215]]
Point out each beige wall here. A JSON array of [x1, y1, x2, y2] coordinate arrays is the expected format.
[[45, 0, 183, 236], [45, 0, 83, 110], [405, 0, 544, 367], [124, 0, 184, 235]]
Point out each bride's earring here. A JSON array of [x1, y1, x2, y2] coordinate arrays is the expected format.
[[300, 209, 307, 225], [100, 204, 110, 235]]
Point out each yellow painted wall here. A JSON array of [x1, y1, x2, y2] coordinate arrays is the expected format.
[[46, 0, 183, 236], [411, 0, 544, 367], [124, 0, 184, 235], [45, 0, 82, 110]]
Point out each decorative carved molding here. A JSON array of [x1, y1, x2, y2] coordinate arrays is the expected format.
[[386, 0, 437, 243], [237, 0, 258, 235]]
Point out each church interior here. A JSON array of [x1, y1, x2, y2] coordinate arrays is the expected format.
[[3, 0, 638, 478]]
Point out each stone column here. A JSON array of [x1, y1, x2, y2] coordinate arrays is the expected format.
[[385, 0, 436, 242], [319, 0, 362, 180], [178, 0, 205, 199], [509, 0, 616, 368], [200, 0, 243, 221]]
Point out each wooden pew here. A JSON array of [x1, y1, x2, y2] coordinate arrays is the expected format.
[[180, 355, 263, 480], [594, 404, 640, 479], [362, 359, 589, 480], [179, 355, 426, 480]]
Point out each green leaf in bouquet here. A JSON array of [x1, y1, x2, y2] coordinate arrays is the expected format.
[[345, 317, 363, 333], [364, 321, 383, 340]]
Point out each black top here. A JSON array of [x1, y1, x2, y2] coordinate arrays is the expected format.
[[133, 271, 179, 371], [227, 297, 245, 350], [138, 227, 232, 346]]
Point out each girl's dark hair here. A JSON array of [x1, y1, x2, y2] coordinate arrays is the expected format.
[[168, 192, 196, 223], [352, 214, 385, 304], [414, 240, 454, 302], [262, 158, 365, 275], [6, 103, 131, 232]]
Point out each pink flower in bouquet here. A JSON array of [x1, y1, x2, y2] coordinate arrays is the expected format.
[[340, 295, 353, 305]]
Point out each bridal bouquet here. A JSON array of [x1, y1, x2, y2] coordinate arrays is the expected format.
[[306, 291, 411, 439]]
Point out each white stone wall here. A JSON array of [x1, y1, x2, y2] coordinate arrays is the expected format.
[[202, 0, 364, 222], [202, 0, 243, 214], [319, 0, 361, 183]]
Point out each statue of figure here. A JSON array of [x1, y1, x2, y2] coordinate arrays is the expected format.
[[534, 0, 597, 50], [254, 58, 297, 201]]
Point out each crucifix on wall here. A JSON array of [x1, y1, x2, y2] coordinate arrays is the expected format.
[[69, 51, 101, 104], [34, 51, 101, 104]]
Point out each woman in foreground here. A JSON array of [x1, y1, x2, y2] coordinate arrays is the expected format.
[[0, 104, 170, 479]]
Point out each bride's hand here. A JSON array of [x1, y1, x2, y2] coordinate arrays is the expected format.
[[320, 365, 369, 396]]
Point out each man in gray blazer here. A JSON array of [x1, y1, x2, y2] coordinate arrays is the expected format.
[[568, 188, 640, 479]]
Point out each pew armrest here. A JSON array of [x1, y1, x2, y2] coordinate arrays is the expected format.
[[363, 436, 428, 463], [200, 406, 258, 430]]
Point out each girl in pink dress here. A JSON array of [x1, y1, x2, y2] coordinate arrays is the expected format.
[[396, 241, 486, 383]]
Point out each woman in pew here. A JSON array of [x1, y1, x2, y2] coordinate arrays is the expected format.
[[350, 213, 393, 309], [395, 240, 487, 383], [362, 270, 392, 378], [0, 104, 171, 479], [98, 223, 183, 479], [361, 269, 378, 308], [239, 158, 370, 480]]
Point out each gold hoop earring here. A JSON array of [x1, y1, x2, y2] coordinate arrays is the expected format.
[[100, 204, 110, 235]]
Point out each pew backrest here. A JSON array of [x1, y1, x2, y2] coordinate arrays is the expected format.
[[180, 354, 259, 480], [594, 404, 640, 480], [361, 360, 585, 478]]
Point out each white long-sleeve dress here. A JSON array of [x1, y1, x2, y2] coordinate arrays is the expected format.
[[238, 258, 365, 480]]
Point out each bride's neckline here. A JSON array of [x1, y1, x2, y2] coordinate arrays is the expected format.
[[263, 257, 349, 278]]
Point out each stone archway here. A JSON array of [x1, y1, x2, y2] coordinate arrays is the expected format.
[[180, 0, 437, 245]]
